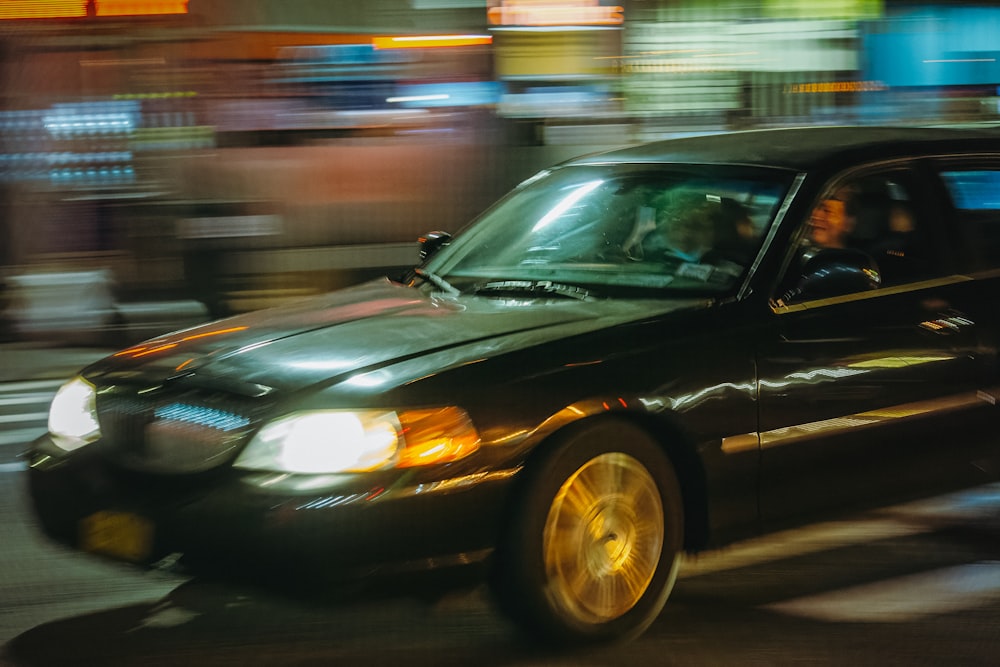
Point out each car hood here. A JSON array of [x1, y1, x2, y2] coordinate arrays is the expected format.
[[84, 278, 706, 395]]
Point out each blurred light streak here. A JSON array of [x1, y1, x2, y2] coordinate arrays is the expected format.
[[387, 95, 451, 104], [0, 0, 87, 18], [924, 59, 997, 64], [0, 0, 187, 19], [115, 326, 248, 358], [609, 50, 703, 58], [786, 81, 887, 93], [131, 343, 178, 358], [691, 52, 759, 59], [488, 1, 623, 27], [80, 58, 166, 67], [92, 0, 187, 16], [179, 326, 249, 342], [372, 35, 492, 50], [113, 92, 197, 100], [490, 25, 621, 32]]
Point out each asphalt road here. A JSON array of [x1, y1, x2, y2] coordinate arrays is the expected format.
[[1, 378, 999, 666]]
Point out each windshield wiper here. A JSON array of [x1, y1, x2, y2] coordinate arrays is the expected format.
[[414, 268, 460, 295], [471, 279, 592, 301]]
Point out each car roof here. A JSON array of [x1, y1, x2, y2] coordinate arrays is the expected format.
[[567, 125, 1000, 171]]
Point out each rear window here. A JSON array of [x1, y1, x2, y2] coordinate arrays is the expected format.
[[940, 169, 1000, 271], [941, 170, 1000, 210]]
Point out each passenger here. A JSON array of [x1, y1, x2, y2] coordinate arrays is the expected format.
[[621, 191, 715, 263], [846, 184, 899, 249], [710, 197, 757, 264], [621, 205, 658, 261], [852, 198, 925, 284], [651, 192, 716, 263]]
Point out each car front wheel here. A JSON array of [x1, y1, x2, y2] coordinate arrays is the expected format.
[[492, 418, 684, 645]]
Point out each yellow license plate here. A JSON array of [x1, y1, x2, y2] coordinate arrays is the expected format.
[[79, 510, 154, 563]]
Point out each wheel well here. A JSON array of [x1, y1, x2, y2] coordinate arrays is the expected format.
[[507, 412, 711, 554], [630, 412, 711, 552]]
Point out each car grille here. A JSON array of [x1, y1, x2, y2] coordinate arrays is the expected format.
[[96, 384, 269, 474]]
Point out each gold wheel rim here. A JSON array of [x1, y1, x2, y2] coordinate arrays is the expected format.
[[542, 452, 665, 624]]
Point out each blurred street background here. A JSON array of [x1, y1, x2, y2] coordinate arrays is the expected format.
[[2, 6, 1000, 665], [2, 0, 1000, 346]]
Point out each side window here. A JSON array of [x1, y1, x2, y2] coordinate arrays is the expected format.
[[939, 169, 1000, 272], [778, 169, 938, 305]]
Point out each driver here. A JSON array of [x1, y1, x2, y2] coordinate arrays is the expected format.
[[807, 184, 857, 249]]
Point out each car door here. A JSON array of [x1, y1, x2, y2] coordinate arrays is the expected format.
[[756, 162, 1000, 529], [930, 156, 1000, 470]]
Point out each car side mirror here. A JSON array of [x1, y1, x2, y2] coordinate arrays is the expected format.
[[782, 248, 881, 304], [418, 231, 452, 262]]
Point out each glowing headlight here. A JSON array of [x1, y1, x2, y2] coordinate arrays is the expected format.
[[234, 407, 480, 475], [47, 376, 101, 451]]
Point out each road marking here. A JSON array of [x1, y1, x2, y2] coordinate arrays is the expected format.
[[680, 482, 1000, 579], [765, 561, 1000, 622], [0, 392, 54, 406], [0, 411, 48, 424], [680, 518, 928, 578], [0, 380, 63, 393], [0, 427, 45, 447]]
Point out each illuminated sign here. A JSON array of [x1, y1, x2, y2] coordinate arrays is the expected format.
[[96, 0, 188, 15], [0, 0, 188, 20], [785, 81, 887, 94], [762, 0, 882, 20], [488, 1, 623, 27], [616, 51, 762, 74], [372, 34, 493, 50]]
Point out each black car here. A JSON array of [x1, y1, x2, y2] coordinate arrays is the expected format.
[[26, 126, 1000, 645]]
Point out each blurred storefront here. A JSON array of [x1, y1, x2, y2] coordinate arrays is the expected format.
[[0, 0, 505, 320], [618, 1, 884, 135], [0, 7, 207, 306], [488, 1, 625, 144], [3, 0, 1000, 335], [860, 4, 1000, 123]]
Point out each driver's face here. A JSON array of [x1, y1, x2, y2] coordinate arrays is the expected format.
[[809, 197, 849, 248]]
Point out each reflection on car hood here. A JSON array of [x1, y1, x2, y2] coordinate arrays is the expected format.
[[84, 278, 704, 393]]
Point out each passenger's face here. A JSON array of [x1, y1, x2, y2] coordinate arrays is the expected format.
[[809, 197, 849, 247], [663, 212, 712, 253]]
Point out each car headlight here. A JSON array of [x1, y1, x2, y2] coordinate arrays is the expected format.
[[233, 406, 480, 475], [48, 376, 101, 451]]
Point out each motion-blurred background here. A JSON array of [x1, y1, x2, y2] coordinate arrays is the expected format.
[[2, 0, 999, 344]]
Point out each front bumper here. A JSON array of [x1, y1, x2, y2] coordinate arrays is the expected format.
[[25, 434, 515, 583]]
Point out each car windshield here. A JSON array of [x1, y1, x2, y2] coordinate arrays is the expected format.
[[423, 163, 794, 297]]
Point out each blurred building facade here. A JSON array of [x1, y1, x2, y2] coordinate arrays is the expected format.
[[2, 0, 1000, 333]]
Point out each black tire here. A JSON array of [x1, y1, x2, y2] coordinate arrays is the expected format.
[[491, 417, 684, 646]]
